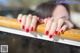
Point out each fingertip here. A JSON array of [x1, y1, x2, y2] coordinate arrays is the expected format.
[[45, 30, 49, 35], [26, 28, 29, 32], [49, 34, 53, 39], [61, 30, 64, 34], [19, 19, 22, 23], [30, 27, 34, 31], [54, 30, 59, 35], [22, 25, 25, 30], [17, 14, 23, 22], [60, 24, 67, 34]]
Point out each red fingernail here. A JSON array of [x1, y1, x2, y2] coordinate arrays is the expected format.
[[61, 30, 64, 33], [45, 31, 49, 35], [30, 27, 34, 31], [26, 29, 29, 32], [54, 31, 58, 35], [49, 35, 53, 38], [22, 25, 25, 30], [19, 20, 22, 22]]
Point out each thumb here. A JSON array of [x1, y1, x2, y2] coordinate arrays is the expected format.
[[65, 20, 74, 29]]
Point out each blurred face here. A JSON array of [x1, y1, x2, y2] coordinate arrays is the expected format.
[[52, 5, 69, 20]]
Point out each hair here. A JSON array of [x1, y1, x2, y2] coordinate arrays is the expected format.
[[19, 1, 79, 53], [33, 0, 70, 19]]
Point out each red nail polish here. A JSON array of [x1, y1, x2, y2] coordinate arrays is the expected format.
[[49, 35, 53, 38], [61, 30, 64, 33], [54, 31, 58, 35], [22, 25, 25, 30], [30, 27, 34, 31], [46, 31, 49, 35], [19, 20, 22, 22], [26, 29, 29, 32]]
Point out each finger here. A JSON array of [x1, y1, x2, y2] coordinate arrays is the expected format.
[[21, 15, 27, 30], [56, 19, 64, 35], [60, 24, 68, 34], [65, 20, 74, 29], [30, 15, 37, 31], [37, 17, 44, 23], [17, 14, 23, 23], [45, 18, 54, 35], [43, 17, 50, 24], [25, 14, 32, 32], [49, 19, 58, 38]]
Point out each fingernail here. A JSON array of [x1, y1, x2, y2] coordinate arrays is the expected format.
[[54, 31, 58, 35], [49, 35, 53, 38], [19, 20, 22, 22], [30, 27, 34, 31], [61, 30, 64, 34], [26, 29, 29, 32], [45, 31, 49, 35], [22, 25, 25, 30]]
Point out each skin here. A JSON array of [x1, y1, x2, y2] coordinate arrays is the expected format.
[[17, 5, 73, 38]]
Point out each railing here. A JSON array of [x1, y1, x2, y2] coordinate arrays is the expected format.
[[0, 16, 80, 46]]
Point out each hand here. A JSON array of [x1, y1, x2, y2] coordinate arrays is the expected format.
[[44, 17, 74, 38], [17, 14, 43, 32]]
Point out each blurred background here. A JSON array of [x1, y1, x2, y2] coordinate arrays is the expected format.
[[0, 0, 80, 18], [0, 0, 49, 18], [0, 0, 80, 53], [0, 0, 80, 28]]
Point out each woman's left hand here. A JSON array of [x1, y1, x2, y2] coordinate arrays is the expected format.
[[44, 17, 74, 38]]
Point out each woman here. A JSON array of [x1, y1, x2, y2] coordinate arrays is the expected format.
[[17, 1, 73, 38], [17, 1, 79, 53]]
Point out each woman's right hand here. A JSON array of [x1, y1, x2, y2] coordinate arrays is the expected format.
[[17, 14, 43, 32], [44, 18, 73, 38]]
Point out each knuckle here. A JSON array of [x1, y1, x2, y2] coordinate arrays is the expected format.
[[59, 18, 64, 22], [33, 16, 37, 20], [22, 15, 27, 18], [17, 14, 22, 19], [27, 14, 32, 18]]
